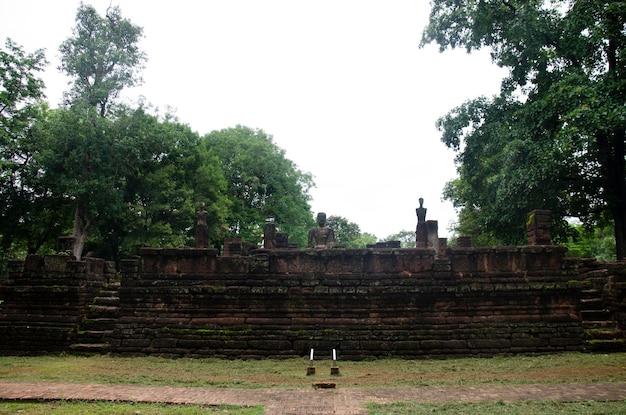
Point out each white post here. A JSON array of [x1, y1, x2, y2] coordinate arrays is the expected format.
[[330, 349, 339, 375], [310, 348, 314, 361]]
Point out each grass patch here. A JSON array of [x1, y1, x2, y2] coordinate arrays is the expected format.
[[0, 401, 263, 415], [367, 400, 626, 414], [0, 352, 624, 388]]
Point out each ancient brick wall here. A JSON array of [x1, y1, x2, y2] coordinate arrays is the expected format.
[[112, 246, 586, 359], [0, 255, 111, 355], [2, 247, 623, 358]]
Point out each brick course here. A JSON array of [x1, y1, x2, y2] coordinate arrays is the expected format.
[[1, 246, 625, 358]]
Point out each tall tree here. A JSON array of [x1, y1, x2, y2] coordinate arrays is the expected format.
[[0, 39, 66, 257], [422, 1, 626, 258], [204, 125, 314, 247], [41, 106, 133, 259], [57, 3, 146, 259], [59, 3, 146, 117]]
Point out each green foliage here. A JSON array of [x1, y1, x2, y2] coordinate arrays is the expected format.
[[0, 39, 66, 259], [565, 221, 616, 261], [36, 105, 231, 260], [354, 232, 378, 248], [422, 1, 626, 257], [1, 6, 322, 261], [90, 107, 230, 259], [55, 3, 147, 258], [384, 230, 417, 248], [59, 3, 146, 117], [204, 126, 314, 247], [326, 215, 377, 248]]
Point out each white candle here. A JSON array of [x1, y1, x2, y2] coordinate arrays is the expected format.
[[333, 349, 336, 361], [310, 348, 314, 361]]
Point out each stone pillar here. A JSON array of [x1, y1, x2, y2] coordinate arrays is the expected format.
[[264, 223, 276, 249], [457, 236, 472, 247], [275, 233, 289, 248], [438, 238, 448, 256], [223, 237, 243, 256], [427, 220, 439, 252], [526, 210, 552, 245]]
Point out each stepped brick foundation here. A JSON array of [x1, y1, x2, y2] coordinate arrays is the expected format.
[[0, 255, 113, 354], [3, 245, 624, 358]]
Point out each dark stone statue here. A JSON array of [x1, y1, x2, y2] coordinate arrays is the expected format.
[[195, 202, 209, 248], [415, 198, 428, 248], [308, 212, 335, 249]]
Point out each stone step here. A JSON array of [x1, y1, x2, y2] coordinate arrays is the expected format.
[[77, 329, 114, 344], [69, 343, 110, 353], [581, 309, 611, 320], [82, 329, 114, 336], [579, 297, 603, 307], [585, 328, 624, 340], [83, 317, 117, 327], [582, 320, 617, 329], [93, 296, 119, 307], [87, 305, 119, 318], [580, 289, 602, 297], [583, 339, 625, 352]]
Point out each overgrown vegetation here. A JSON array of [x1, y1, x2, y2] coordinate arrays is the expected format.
[[565, 222, 617, 261], [422, 1, 626, 259]]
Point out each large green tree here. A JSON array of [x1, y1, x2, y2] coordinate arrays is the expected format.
[[422, 0, 626, 258], [56, 3, 146, 259], [40, 106, 137, 259], [0, 39, 66, 257], [204, 126, 314, 247], [113, 108, 230, 258], [59, 3, 146, 117]]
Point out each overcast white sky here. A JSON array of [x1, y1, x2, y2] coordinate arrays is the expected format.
[[1, 1, 507, 240]]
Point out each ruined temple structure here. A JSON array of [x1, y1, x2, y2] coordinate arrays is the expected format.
[[1, 210, 625, 359]]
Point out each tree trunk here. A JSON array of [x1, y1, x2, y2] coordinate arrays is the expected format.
[[71, 200, 91, 261], [607, 131, 626, 261], [614, 207, 625, 261], [600, 127, 626, 260], [613, 127, 625, 260]]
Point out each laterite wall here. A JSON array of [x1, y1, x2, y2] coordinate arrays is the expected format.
[[0, 255, 113, 354], [2, 246, 625, 358], [113, 246, 585, 359]]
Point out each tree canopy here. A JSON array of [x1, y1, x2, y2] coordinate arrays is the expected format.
[[55, 3, 147, 259], [0, 39, 60, 258], [326, 215, 377, 248], [204, 126, 315, 247], [422, 0, 626, 258], [0, 3, 318, 265], [59, 3, 146, 117]]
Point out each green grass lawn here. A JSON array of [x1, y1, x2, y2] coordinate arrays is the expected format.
[[0, 352, 624, 388], [0, 352, 624, 414]]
